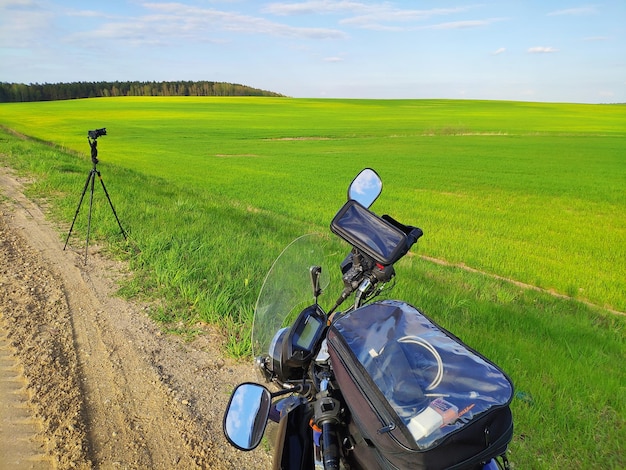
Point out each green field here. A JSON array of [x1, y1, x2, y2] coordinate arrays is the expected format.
[[0, 97, 624, 468]]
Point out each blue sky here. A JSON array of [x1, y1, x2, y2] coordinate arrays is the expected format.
[[1, 0, 624, 102]]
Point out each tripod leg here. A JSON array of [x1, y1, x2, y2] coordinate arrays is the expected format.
[[85, 169, 97, 264], [64, 170, 94, 250], [96, 171, 128, 239]]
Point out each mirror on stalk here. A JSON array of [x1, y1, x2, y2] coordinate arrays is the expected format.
[[223, 383, 272, 451], [348, 168, 382, 208]]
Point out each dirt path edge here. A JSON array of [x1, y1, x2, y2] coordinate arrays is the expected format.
[[0, 167, 271, 469]]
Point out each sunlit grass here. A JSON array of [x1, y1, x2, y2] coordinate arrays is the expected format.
[[0, 98, 624, 468], [1, 98, 624, 311]]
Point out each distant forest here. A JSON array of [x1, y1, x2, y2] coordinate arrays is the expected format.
[[0, 81, 284, 102]]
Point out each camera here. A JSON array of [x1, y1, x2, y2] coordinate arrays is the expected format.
[[88, 128, 107, 139]]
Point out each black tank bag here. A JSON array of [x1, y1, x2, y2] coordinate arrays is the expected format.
[[327, 300, 513, 470]]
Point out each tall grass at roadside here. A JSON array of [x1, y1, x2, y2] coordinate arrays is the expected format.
[[0, 129, 296, 339]]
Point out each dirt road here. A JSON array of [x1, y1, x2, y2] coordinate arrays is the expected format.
[[0, 167, 271, 469]]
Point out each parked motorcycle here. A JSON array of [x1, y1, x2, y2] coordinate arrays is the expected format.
[[224, 169, 513, 470]]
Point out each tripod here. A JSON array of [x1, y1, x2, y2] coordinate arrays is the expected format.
[[64, 133, 127, 264]]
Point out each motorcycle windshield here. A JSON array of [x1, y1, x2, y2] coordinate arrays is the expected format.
[[252, 234, 331, 359]]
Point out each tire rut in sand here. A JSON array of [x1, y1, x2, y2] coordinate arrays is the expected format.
[[0, 317, 51, 470]]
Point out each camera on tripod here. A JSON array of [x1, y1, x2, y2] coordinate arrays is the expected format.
[[65, 126, 127, 264], [88, 128, 107, 139], [87, 128, 107, 164]]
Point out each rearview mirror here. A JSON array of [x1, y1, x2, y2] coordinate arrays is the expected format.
[[348, 168, 382, 208], [223, 383, 272, 451]]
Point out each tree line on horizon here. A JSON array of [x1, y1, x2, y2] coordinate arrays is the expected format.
[[0, 80, 285, 102]]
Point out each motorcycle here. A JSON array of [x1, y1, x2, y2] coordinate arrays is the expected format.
[[224, 169, 513, 470]]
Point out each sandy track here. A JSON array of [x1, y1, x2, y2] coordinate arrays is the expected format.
[[0, 167, 271, 469], [0, 314, 50, 469]]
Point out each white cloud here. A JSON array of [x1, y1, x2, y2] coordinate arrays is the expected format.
[[324, 56, 344, 62], [65, 9, 112, 19], [547, 6, 597, 16], [0, 0, 55, 48], [265, 1, 476, 21], [423, 18, 506, 30], [1, 0, 40, 9], [341, 6, 479, 25], [65, 2, 348, 45], [528, 46, 559, 53], [148, 3, 347, 38], [265, 2, 493, 32], [492, 47, 506, 55], [345, 10, 495, 31], [264, 0, 369, 15]]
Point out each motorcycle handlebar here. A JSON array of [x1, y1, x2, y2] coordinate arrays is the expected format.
[[382, 214, 423, 260], [406, 226, 424, 249], [382, 214, 423, 244]]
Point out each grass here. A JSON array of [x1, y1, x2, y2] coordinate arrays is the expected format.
[[0, 97, 624, 468], [0, 98, 624, 312], [394, 256, 624, 468]]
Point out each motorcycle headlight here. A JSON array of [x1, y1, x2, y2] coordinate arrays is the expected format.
[[268, 327, 289, 379]]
